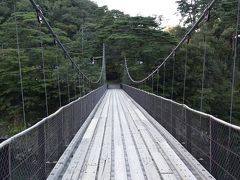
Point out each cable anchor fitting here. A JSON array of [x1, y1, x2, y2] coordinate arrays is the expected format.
[[53, 38, 58, 46]]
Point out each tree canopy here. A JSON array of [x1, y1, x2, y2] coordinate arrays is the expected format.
[[0, 0, 239, 137]]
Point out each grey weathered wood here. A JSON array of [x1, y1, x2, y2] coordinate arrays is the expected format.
[[118, 91, 173, 176], [120, 90, 215, 180], [112, 90, 128, 180], [122, 91, 197, 179], [97, 91, 113, 180], [47, 91, 107, 180], [124, 90, 215, 180], [61, 92, 110, 180], [115, 92, 145, 180], [52, 89, 214, 180], [117, 91, 162, 179], [80, 92, 110, 180]]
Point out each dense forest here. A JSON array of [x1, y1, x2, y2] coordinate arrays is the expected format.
[[0, 0, 239, 137]]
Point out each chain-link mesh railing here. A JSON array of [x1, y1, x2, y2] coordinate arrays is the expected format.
[[122, 84, 240, 180], [0, 85, 106, 180]]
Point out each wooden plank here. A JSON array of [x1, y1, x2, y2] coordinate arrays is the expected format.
[[62, 117, 99, 180], [62, 92, 110, 179], [59, 89, 204, 180], [132, 104, 197, 179], [80, 92, 111, 180], [112, 90, 128, 180], [129, 115, 172, 175], [122, 91, 198, 180], [117, 90, 162, 180], [162, 174, 178, 180], [160, 142, 198, 180], [137, 103, 215, 179], [71, 92, 111, 179], [97, 90, 113, 180], [119, 91, 173, 175], [115, 92, 145, 180], [47, 90, 106, 180]]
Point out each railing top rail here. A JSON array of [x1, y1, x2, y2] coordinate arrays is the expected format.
[[0, 85, 105, 149], [123, 84, 240, 131]]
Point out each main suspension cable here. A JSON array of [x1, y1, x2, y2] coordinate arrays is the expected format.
[[124, 0, 217, 84], [29, 0, 104, 84]]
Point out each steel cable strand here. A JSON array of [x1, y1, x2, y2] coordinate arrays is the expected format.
[[29, 0, 105, 85], [123, 0, 217, 84], [55, 53, 62, 108], [40, 40, 49, 116]]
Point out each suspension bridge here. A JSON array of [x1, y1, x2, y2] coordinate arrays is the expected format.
[[0, 0, 240, 179]]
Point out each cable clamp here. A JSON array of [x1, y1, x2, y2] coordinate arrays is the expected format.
[[36, 5, 43, 24]]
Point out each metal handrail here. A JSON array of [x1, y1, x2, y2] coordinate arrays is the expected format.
[[123, 84, 240, 131]]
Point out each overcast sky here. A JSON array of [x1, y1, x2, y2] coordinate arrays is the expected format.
[[93, 0, 180, 27]]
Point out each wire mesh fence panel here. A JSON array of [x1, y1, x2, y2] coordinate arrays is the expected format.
[[211, 119, 240, 179], [122, 84, 240, 180], [228, 128, 240, 179], [185, 110, 211, 171], [9, 123, 46, 180], [0, 85, 107, 180], [152, 95, 161, 121], [0, 145, 10, 179], [162, 99, 172, 133], [171, 103, 186, 145], [62, 105, 74, 147], [45, 112, 64, 175], [73, 101, 82, 133]]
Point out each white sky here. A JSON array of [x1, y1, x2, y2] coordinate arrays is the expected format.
[[93, 0, 180, 27]]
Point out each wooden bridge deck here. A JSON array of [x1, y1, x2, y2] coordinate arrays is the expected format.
[[48, 89, 214, 180]]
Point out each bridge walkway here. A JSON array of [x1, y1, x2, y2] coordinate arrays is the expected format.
[[48, 89, 214, 180]]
